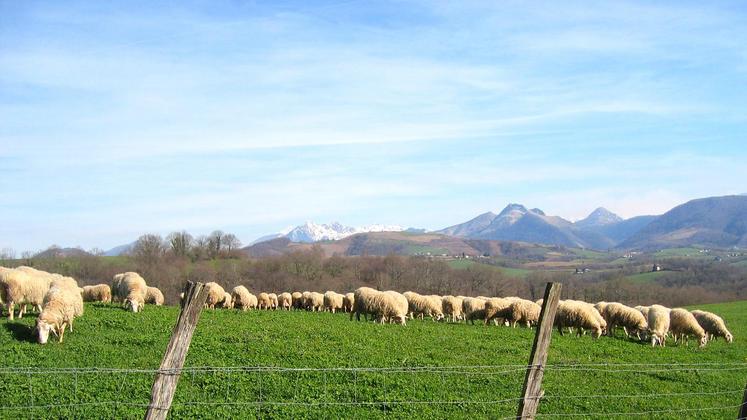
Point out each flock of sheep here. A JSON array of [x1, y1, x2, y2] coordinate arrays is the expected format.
[[194, 283, 734, 348], [0, 266, 734, 348], [0, 267, 165, 344]]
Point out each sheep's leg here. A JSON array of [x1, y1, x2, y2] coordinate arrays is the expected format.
[[18, 304, 26, 319], [58, 323, 67, 343], [7, 302, 14, 321], [557, 325, 564, 336]]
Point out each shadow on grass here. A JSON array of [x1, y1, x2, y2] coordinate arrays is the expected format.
[[3, 321, 37, 343]]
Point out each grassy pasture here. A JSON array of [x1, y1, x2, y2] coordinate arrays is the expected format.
[[0, 300, 745, 419]]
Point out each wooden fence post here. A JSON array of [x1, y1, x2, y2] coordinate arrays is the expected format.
[[145, 281, 209, 420], [516, 282, 562, 419], [738, 379, 747, 419]]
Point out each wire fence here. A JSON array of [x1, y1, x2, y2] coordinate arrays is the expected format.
[[0, 363, 744, 419]]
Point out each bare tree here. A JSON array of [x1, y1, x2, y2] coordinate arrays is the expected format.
[[167, 231, 193, 258], [207, 230, 225, 258], [223, 233, 242, 253], [192, 235, 209, 260], [0, 247, 15, 261], [132, 234, 165, 266]]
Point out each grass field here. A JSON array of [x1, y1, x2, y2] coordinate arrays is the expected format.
[[0, 300, 745, 419], [624, 270, 670, 284], [447, 259, 532, 278]]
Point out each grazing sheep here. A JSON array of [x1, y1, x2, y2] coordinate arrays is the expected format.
[[268, 293, 279, 310], [442, 295, 464, 322], [278, 292, 293, 310], [35, 284, 84, 344], [1, 268, 52, 320], [691, 309, 733, 343], [257, 292, 273, 310], [323, 291, 344, 313], [306, 292, 324, 312], [231, 286, 256, 311], [381, 291, 409, 325], [506, 299, 541, 328], [81, 284, 112, 303], [647, 304, 671, 347], [145, 286, 165, 306], [601, 302, 648, 339], [669, 308, 707, 347], [351, 287, 377, 321], [291, 292, 304, 310], [403, 291, 443, 321], [554, 300, 604, 338], [342, 292, 355, 313], [463, 297, 488, 324], [111, 272, 148, 312], [221, 292, 233, 309], [483, 298, 513, 325], [203, 282, 226, 309]]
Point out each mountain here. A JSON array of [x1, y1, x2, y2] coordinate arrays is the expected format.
[[252, 221, 406, 244], [575, 207, 623, 228], [437, 212, 496, 237], [34, 247, 92, 258], [104, 242, 135, 256], [619, 195, 747, 250]]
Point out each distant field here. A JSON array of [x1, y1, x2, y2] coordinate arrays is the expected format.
[[624, 270, 669, 284], [0, 299, 744, 418], [447, 259, 532, 278]]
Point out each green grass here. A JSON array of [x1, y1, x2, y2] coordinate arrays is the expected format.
[[624, 270, 669, 284], [0, 300, 745, 419], [404, 245, 449, 255]]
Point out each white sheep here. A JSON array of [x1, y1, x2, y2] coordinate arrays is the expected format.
[[111, 272, 148, 312], [647, 304, 671, 347], [81, 284, 112, 303], [555, 300, 604, 338], [483, 298, 513, 326], [351, 287, 377, 321], [635, 305, 650, 319], [221, 292, 233, 309], [35, 284, 84, 344], [145, 286, 165, 306], [0, 267, 51, 320], [342, 292, 355, 313], [601, 302, 648, 339], [669, 308, 707, 347], [462, 297, 487, 324], [203, 282, 226, 309], [323, 291, 344, 313], [231, 286, 255, 311], [268, 293, 279, 310], [441, 295, 464, 322], [691, 309, 733, 343], [306, 292, 324, 312], [403, 291, 443, 321], [506, 299, 541, 328], [278, 292, 292, 310], [257, 292, 273, 310]]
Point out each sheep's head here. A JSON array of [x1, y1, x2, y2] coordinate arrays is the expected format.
[[35, 319, 56, 344], [698, 335, 708, 348], [393, 315, 407, 325], [591, 327, 602, 339], [125, 298, 141, 313], [725, 332, 733, 343]]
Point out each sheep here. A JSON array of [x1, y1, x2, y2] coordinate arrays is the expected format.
[[145, 286, 165, 306], [691, 309, 733, 343], [505, 299, 541, 328], [483, 298, 513, 325], [554, 300, 604, 338], [442, 295, 464, 322], [291, 292, 304, 310], [111, 272, 148, 312], [463, 297, 488, 324], [35, 284, 84, 344], [81, 284, 112, 303], [600, 302, 648, 339], [221, 292, 233, 309], [342, 292, 355, 313], [647, 304, 671, 347], [268, 293, 279, 310], [1, 268, 52, 320], [203, 282, 226, 309], [257, 292, 273, 310], [669, 308, 708, 347], [231, 286, 256, 311], [323, 291, 344, 313], [306, 292, 324, 312], [351, 287, 377, 321], [278, 292, 293, 310], [381, 290, 409, 325], [403, 291, 443, 321]]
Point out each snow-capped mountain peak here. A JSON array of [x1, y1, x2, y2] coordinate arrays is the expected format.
[[254, 221, 406, 244]]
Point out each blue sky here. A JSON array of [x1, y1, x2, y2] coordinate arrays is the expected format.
[[1, 0, 746, 252]]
